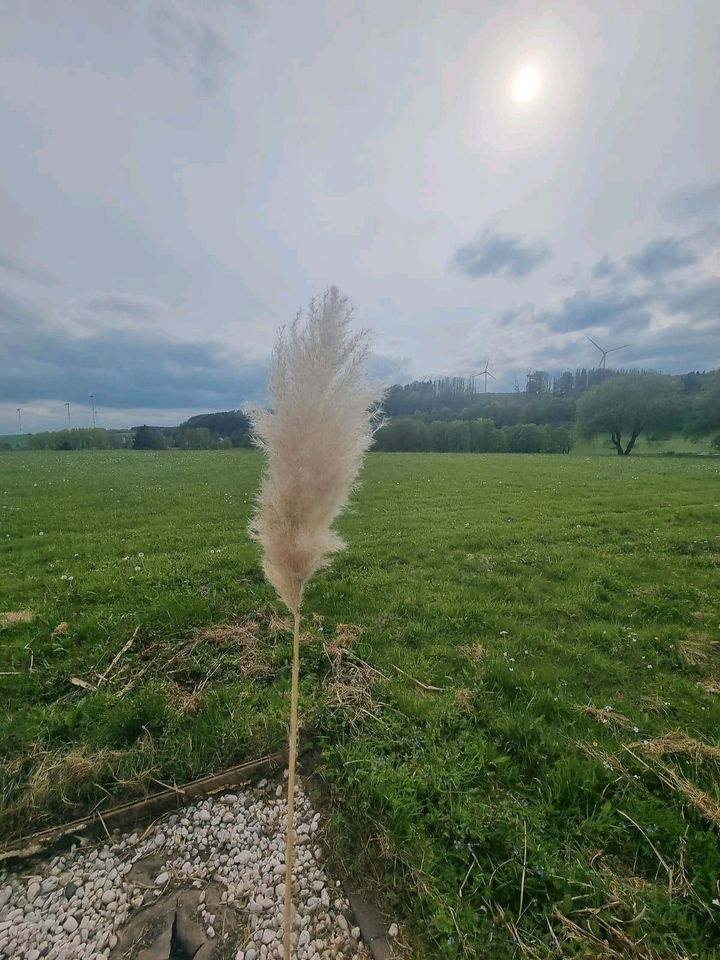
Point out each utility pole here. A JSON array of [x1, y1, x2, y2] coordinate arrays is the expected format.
[[65, 402, 71, 429], [17, 408, 22, 433], [90, 394, 97, 428]]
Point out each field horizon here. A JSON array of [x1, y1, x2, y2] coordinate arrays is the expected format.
[[1, 450, 719, 957]]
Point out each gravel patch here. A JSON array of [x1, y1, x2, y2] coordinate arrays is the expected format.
[[0, 776, 370, 960]]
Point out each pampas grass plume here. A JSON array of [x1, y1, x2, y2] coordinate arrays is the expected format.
[[250, 286, 382, 959], [251, 285, 380, 615]]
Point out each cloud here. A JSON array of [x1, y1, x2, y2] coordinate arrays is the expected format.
[[627, 237, 697, 278], [540, 290, 652, 334], [0, 289, 45, 330], [592, 255, 624, 280], [664, 278, 720, 322], [627, 321, 720, 371], [148, 1, 243, 95], [368, 352, 413, 385], [0, 287, 266, 410], [451, 228, 552, 280], [0, 254, 55, 287], [665, 181, 720, 222], [84, 294, 160, 321]]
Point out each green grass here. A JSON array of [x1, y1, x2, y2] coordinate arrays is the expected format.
[[1, 450, 719, 958]]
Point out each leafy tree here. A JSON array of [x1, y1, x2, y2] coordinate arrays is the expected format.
[[180, 410, 252, 447], [447, 420, 471, 451], [373, 417, 429, 451], [428, 420, 449, 451], [577, 373, 683, 455], [132, 425, 167, 450], [176, 427, 213, 449], [697, 371, 720, 430], [469, 418, 497, 452]]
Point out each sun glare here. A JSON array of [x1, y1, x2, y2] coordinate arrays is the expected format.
[[512, 65, 542, 103]]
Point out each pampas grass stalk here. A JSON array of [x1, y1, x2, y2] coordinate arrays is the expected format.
[[250, 286, 382, 959]]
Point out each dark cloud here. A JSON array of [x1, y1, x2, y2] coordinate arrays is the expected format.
[[664, 278, 720, 321], [540, 290, 652, 334], [85, 295, 159, 320], [452, 228, 552, 280], [627, 237, 696, 278], [0, 287, 266, 409], [148, 1, 240, 95], [0, 253, 55, 286], [592, 255, 624, 280], [665, 181, 720, 222], [0, 289, 45, 330], [627, 321, 720, 371]]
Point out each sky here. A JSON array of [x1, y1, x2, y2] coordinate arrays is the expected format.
[[1, 0, 719, 433]]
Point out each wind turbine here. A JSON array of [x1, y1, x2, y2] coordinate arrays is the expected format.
[[587, 337, 631, 370], [473, 360, 496, 394], [64, 401, 71, 429], [89, 394, 97, 428], [17, 408, 22, 433]]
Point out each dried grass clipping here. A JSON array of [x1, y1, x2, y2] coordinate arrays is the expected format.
[[629, 732, 720, 764], [576, 703, 637, 731], [678, 633, 720, 666], [0, 609, 34, 629], [458, 643, 486, 662]]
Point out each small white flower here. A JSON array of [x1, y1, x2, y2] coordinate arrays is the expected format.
[[68, 576, 74, 581], [137, 552, 144, 558], [134, 565, 141, 572], [122, 556, 130, 561], [38, 531, 44, 536], [60, 574, 68, 580]]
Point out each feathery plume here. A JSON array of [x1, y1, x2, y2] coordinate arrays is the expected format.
[[250, 286, 382, 959]]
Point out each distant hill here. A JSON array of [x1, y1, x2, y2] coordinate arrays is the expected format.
[[179, 410, 252, 447]]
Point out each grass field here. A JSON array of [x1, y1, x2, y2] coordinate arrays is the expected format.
[[1, 450, 719, 958]]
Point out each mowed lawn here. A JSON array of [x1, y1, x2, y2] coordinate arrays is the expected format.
[[1, 450, 719, 958]]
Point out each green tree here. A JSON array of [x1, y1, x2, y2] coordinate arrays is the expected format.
[[428, 420, 449, 451], [447, 419, 471, 451], [132, 425, 167, 450], [176, 427, 212, 449], [577, 373, 683, 455], [469, 418, 497, 452], [687, 370, 720, 434]]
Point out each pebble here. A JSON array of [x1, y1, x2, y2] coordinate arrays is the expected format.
[[0, 778, 369, 960]]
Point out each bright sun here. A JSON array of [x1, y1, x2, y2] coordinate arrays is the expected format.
[[512, 66, 542, 103]]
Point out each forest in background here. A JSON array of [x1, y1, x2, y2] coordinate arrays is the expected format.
[[3, 367, 718, 454]]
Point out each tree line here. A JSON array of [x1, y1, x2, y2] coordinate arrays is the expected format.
[[376, 370, 720, 455], [374, 418, 572, 453], [7, 370, 719, 457]]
